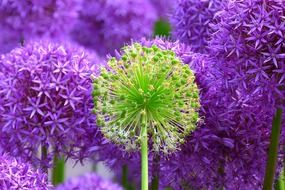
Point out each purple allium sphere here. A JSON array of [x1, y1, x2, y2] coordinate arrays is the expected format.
[[0, 0, 80, 53], [71, 0, 158, 56], [0, 154, 51, 190], [209, 0, 285, 105], [55, 173, 123, 190], [171, 0, 226, 53], [158, 55, 283, 189], [0, 41, 102, 166]]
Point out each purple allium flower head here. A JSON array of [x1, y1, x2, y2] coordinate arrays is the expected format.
[[0, 154, 51, 190], [0, 0, 81, 53], [55, 173, 123, 190], [209, 0, 285, 105], [0, 41, 102, 166], [71, 0, 158, 56], [158, 55, 284, 189], [171, 0, 226, 53]]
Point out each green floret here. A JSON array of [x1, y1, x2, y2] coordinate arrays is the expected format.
[[92, 43, 200, 153]]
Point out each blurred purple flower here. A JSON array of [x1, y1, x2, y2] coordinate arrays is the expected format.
[[70, 0, 158, 56], [171, 0, 226, 53], [55, 173, 123, 190], [0, 41, 103, 167], [0, 154, 51, 190], [148, 0, 175, 20], [0, 0, 81, 53]]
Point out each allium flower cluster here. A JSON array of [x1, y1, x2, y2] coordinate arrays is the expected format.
[[171, 0, 226, 53], [0, 154, 50, 190], [71, 0, 158, 56], [0, 41, 102, 166], [0, 0, 80, 53], [92, 43, 200, 154], [158, 55, 283, 189], [209, 0, 285, 105], [55, 173, 123, 190]]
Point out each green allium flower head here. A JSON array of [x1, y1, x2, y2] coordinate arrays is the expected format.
[[92, 43, 200, 153]]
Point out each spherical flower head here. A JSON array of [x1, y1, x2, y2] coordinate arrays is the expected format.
[[93, 39, 200, 189], [71, 0, 158, 56], [157, 56, 284, 189], [0, 0, 80, 53], [0, 41, 102, 166], [171, 0, 226, 53], [93, 43, 200, 154], [0, 154, 51, 190], [209, 0, 285, 104], [55, 173, 123, 190]]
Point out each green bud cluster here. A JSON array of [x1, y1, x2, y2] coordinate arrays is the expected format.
[[92, 43, 200, 153]]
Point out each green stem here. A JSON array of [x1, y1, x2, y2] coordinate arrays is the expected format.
[[263, 108, 283, 190], [276, 179, 284, 190], [52, 155, 65, 186], [151, 154, 160, 190], [41, 145, 48, 174], [122, 165, 128, 189], [275, 169, 285, 190], [151, 175, 159, 190], [92, 164, 97, 172], [282, 169, 285, 190], [153, 19, 171, 37], [141, 124, 148, 190]]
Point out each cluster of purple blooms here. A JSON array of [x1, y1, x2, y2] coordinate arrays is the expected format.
[[0, 0, 284, 189], [0, 154, 50, 190], [171, 0, 227, 53], [0, 41, 102, 166], [210, 0, 285, 106]]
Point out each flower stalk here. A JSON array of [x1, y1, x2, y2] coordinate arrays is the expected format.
[[41, 145, 48, 174], [141, 122, 148, 190], [52, 155, 65, 186], [122, 165, 129, 189], [263, 108, 282, 190], [151, 154, 160, 190]]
